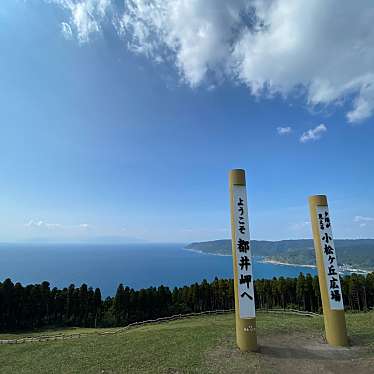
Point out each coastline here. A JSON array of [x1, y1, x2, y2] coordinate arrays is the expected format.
[[184, 247, 317, 267], [184, 247, 371, 275], [258, 258, 316, 268], [183, 247, 231, 257], [184, 247, 316, 266], [258, 258, 371, 275], [184, 247, 316, 267]]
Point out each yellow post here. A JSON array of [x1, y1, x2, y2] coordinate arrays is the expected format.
[[309, 195, 348, 346], [229, 169, 257, 352]]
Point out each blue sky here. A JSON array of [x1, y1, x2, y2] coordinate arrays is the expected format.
[[1, 0, 374, 243]]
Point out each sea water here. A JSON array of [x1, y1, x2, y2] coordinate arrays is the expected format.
[[0, 243, 316, 296]]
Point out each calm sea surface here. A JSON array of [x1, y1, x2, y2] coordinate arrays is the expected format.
[[0, 243, 316, 296]]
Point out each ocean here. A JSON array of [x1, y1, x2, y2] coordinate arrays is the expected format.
[[0, 243, 316, 296]]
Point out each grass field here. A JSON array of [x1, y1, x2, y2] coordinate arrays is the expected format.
[[1, 311, 373, 373]]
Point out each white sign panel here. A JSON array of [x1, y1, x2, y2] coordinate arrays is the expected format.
[[233, 185, 256, 318], [317, 205, 344, 310]]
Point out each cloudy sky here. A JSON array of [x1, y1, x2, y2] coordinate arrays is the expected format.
[[1, 0, 374, 242]]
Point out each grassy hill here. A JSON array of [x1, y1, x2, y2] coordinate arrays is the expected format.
[[186, 239, 374, 269], [1, 311, 373, 373]]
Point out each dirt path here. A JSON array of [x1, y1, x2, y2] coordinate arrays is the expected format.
[[206, 331, 374, 374]]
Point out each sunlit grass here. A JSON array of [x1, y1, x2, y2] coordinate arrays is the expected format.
[[1, 311, 373, 374]]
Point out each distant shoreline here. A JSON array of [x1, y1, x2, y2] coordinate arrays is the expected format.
[[258, 258, 316, 268], [183, 247, 315, 266], [183, 247, 231, 257], [184, 246, 372, 274], [257, 258, 371, 274]]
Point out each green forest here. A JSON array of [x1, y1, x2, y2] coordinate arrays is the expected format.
[[1, 272, 374, 332], [186, 239, 374, 269]]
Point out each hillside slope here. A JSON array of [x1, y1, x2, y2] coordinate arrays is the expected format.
[[1, 312, 373, 373]]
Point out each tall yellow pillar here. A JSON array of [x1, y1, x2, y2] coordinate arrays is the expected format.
[[229, 169, 257, 352], [309, 195, 348, 346]]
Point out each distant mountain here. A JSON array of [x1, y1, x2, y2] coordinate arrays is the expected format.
[[185, 239, 374, 270]]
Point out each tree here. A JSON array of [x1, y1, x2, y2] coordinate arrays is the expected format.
[[93, 288, 102, 328], [114, 284, 126, 325], [2, 271, 374, 332]]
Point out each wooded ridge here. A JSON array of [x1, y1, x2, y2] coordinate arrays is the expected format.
[[1, 272, 373, 332]]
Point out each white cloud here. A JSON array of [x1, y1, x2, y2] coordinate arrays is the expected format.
[[45, 0, 374, 122], [116, 0, 251, 87], [277, 126, 292, 135], [45, 223, 63, 228], [61, 22, 73, 39], [25, 220, 62, 229], [25, 220, 91, 230], [354, 215, 374, 227], [290, 221, 310, 231], [354, 216, 374, 227], [346, 82, 374, 123], [51, 0, 111, 43], [25, 220, 41, 227], [119, 0, 374, 122], [300, 124, 327, 143]]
